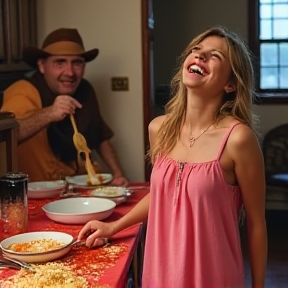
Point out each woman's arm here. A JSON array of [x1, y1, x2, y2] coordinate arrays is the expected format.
[[77, 193, 150, 247], [229, 124, 267, 288], [78, 115, 166, 248]]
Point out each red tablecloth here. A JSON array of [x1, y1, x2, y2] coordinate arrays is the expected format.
[[0, 182, 150, 288]]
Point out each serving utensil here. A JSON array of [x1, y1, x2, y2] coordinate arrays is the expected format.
[[70, 114, 97, 184], [1, 255, 34, 271], [126, 186, 150, 190], [70, 114, 90, 154], [0, 259, 21, 270]]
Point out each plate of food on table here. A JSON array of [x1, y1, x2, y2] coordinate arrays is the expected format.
[[0, 230, 127, 288], [60, 185, 132, 205], [0, 231, 74, 263], [65, 173, 113, 187]]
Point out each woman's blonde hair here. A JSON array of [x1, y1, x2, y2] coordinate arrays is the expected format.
[[149, 25, 258, 164]]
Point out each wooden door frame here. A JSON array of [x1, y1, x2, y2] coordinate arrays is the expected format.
[[141, 0, 153, 182]]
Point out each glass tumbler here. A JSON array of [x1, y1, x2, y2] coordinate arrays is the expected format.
[[0, 172, 28, 241]]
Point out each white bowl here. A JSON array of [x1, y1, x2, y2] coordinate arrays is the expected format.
[[28, 181, 66, 199], [0, 231, 73, 263], [65, 174, 113, 187], [42, 197, 116, 224]]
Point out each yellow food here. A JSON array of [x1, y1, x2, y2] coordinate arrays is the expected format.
[[0, 262, 89, 288], [94, 188, 123, 197], [7, 239, 66, 253]]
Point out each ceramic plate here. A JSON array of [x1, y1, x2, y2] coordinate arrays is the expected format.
[[0, 231, 73, 263], [65, 174, 113, 187], [42, 197, 116, 224], [28, 180, 66, 199]]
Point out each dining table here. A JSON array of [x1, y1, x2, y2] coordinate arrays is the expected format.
[[0, 182, 150, 288]]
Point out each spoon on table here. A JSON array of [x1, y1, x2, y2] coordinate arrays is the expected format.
[[1, 255, 34, 272], [72, 238, 110, 248]]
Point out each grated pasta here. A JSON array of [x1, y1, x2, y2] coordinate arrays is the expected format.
[[0, 262, 89, 288], [7, 239, 66, 253]]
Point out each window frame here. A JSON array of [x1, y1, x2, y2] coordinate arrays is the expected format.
[[248, 0, 288, 104]]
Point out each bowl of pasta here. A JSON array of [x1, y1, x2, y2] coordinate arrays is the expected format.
[[0, 231, 74, 263]]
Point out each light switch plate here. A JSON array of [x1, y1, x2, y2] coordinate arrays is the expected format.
[[111, 77, 129, 91]]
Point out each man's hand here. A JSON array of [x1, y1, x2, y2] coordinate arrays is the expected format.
[[17, 95, 82, 142], [110, 176, 129, 186], [46, 95, 82, 122]]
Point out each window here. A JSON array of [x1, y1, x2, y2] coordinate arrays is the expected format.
[[249, 0, 288, 103], [0, 0, 36, 91], [0, 0, 36, 67]]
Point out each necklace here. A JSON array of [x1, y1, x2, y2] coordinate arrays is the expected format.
[[189, 122, 214, 147]]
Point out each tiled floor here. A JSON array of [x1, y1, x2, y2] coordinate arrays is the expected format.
[[242, 210, 288, 288]]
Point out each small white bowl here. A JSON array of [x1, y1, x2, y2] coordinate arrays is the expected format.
[[42, 197, 116, 224], [0, 231, 73, 263], [28, 181, 66, 199]]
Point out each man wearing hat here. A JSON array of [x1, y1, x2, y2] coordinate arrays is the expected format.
[[1, 28, 128, 185]]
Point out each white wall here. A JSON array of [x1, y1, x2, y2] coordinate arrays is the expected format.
[[36, 0, 145, 181], [153, 0, 287, 135]]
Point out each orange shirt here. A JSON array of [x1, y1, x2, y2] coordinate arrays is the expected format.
[[1, 80, 77, 181]]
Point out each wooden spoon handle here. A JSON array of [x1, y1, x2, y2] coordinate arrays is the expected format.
[[70, 114, 78, 132]]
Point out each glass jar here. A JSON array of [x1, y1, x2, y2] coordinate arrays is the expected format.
[[0, 172, 28, 241]]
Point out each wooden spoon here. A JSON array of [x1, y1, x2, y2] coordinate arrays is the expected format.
[[70, 114, 98, 185], [84, 150, 99, 184], [70, 114, 91, 153]]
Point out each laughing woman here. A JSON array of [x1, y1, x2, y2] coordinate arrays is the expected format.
[[78, 26, 267, 288]]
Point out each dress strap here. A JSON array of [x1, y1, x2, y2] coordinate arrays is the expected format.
[[216, 122, 243, 160]]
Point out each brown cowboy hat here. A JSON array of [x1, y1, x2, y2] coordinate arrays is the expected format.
[[22, 28, 99, 68]]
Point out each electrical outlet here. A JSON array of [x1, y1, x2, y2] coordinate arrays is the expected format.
[[111, 77, 129, 91]]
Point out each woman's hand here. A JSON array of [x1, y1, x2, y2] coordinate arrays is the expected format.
[[77, 220, 115, 248]]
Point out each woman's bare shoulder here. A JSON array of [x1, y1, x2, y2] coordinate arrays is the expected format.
[[218, 117, 257, 145], [148, 115, 167, 134], [226, 122, 262, 164], [148, 115, 167, 146], [230, 123, 258, 146]]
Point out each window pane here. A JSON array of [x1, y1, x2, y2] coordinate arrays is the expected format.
[[260, 20, 272, 39], [272, 0, 288, 3], [280, 67, 288, 88], [260, 43, 278, 66], [260, 67, 279, 89], [280, 43, 288, 64], [257, 0, 288, 92], [260, 4, 272, 18], [273, 20, 288, 38], [273, 4, 288, 18]]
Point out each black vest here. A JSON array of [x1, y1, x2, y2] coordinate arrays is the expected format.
[[27, 72, 113, 163]]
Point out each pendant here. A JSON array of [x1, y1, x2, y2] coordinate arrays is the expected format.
[[189, 137, 195, 148]]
